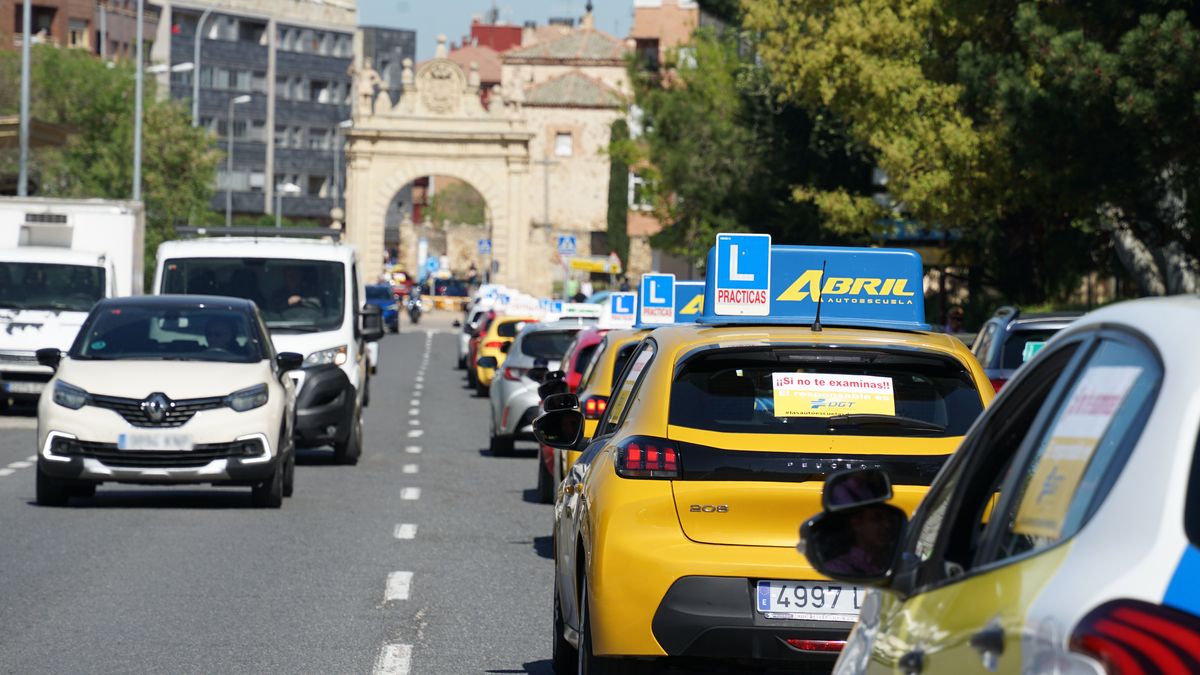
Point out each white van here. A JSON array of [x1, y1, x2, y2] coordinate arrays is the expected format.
[[154, 237, 383, 464]]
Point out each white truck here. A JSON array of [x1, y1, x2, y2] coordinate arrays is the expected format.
[[0, 197, 144, 408]]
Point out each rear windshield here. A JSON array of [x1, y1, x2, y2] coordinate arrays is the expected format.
[[497, 319, 532, 338], [669, 347, 984, 437], [1002, 329, 1060, 369], [573, 344, 599, 375], [522, 330, 578, 360], [72, 305, 264, 363]]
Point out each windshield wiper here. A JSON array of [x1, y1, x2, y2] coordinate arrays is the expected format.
[[267, 325, 322, 333], [827, 414, 946, 434]]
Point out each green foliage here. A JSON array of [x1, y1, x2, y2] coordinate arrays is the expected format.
[[428, 181, 487, 226], [606, 118, 631, 268], [0, 45, 219, 287]]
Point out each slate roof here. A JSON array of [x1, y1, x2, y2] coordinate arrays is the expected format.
[[524, 71, 624, 108], [504, 29, 627, 62]]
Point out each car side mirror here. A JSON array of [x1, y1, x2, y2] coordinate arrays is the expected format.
[[526, 367, 549, 384], [500, 342, 512, 354], [533, 409, 584, 449], [538, 378, 569, 400], [477, 356, 498, 369], [36, 348, 61, 371], [452, 319, 462, 327], [543, 392, 579, 412], [823, 469, 893, 512], [276, 351, 304, 372], [360, 304, 384, 342], [542, 370, 566, 384], [800, 504, 907, 586]]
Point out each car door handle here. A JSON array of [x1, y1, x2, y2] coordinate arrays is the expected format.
[[899, 648, 924, 675], [970, 623, 1005, 671]]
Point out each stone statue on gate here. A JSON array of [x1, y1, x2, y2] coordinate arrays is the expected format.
[[348, 58, 383, 115]]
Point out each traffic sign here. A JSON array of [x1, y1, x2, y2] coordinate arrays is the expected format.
[[557, 234, 578, 256], [478, 239, 492, 255], [639, 273, 675, 326], [713, 233, 771, 316]]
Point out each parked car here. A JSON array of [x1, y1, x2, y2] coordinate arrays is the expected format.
[[365, 283, 400, 333], [35, 295, 300, 507], [972, 306, 1081, 391]]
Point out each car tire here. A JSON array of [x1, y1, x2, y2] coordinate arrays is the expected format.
[[70, 482, 96, 499], [537, 453, 554, 504], [489, 432, 514, 457], [36, 466, 70, 507], [251, 463, 284, 508], [476, 380, 489, 398], [282, 452, 295, 498], [553, 572, 579, 674], [457, 355, 466, 370], [467, 366, 478, 388], [333, 411, 363, 465], [578, 578, 619, 675]]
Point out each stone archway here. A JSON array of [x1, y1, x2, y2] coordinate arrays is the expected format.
[[344, 40, 533, 286]]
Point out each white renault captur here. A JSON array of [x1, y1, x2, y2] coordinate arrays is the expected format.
[[35, 295, 301, 508]]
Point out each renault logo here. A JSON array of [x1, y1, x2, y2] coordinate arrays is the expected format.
[[142, 393, 172, 423]]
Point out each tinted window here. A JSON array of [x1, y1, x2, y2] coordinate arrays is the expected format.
[[973, 321, 998, 362], [365, 285, 392, 301], [611, 344, 639, 385], [497, 319, 532, 338], [577, 340, 607, 391], [669, 348, 983, 437], [436, 280, 468, 296], [574, 344, 599, 375], [1001, 329, 1060, 369], [600, 342, 656, 436], [73, 305, 264, 363], [521, 330, 577, 360], [162, 257, 345, 332], [991, 337, 1160, 561], [0, 262, 104, 312]]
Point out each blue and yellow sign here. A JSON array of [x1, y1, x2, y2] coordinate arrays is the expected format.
[[674, 281, 704, 323]]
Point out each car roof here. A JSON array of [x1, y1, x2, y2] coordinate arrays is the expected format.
[[95, 294, 257, 312], [157, 237, 358, 264], [0, 246, 108, 266], [647, 324, 977, 362]]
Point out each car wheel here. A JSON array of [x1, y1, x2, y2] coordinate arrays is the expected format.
[[457, 355, 466, 370], [553, 572, 579, 674], [476, 380, 489, 398], [537, 453, 554, 504], [578, 578, 618, 675], [70, 482, 96, 499], [251, 462, 284, 508], [363, 374, 372, 407], [36, 465, 70, 507], [333, 411, 363, 465], [282, 452, 295, 498], [489, 432, 514, 457], [467, 366, 478, 388]]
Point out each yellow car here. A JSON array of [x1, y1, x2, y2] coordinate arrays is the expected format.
[[536, 239, 994, 673], [473, 313, 538, 396]]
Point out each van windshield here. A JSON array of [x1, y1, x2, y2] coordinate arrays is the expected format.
[[161, 258, 345, 332], [0, 262, 104, 312]]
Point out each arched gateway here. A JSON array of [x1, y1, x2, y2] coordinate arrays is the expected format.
[[344, 42, 533, 286]]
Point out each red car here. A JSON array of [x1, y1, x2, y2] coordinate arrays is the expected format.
[[535, 326, 607, 503]]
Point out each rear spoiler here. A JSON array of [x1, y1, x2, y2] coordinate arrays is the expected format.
[[174, 226, 342, 242]]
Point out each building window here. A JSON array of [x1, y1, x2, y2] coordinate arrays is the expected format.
[[248, 172, 265, 192], [554, 132, 573, 157], [636, 39, 660, 71], [68, 20, 89, 49], [629, 172, 652, 211], [307, 175, 328, 197], [234, 70, 252, 92], [237, 20, 266, 45], [310, 79, 331, 103], [275, 76, 289, 100], [308, 128, 330, 150], [213, 67, 230, 89], [274, 124, 288, 148]]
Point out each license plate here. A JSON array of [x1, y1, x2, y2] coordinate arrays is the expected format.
[[755, 580, 864, 621], [3, 381, 45, 395], [117, 433, 194, 451]]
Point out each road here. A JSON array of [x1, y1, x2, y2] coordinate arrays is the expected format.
[[0, 311, 555, 675]]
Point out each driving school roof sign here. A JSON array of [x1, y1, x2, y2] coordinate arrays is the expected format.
[[638, 273, 675, 326], [699, 238, 929, 331], [674, 281, 704, 323]]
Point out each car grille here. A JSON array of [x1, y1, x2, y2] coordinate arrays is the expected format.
[[90, 394, 226, 428], [60, 439, 263, 468]]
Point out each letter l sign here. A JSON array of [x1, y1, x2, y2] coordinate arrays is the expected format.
[[729, 245, 753, 282]]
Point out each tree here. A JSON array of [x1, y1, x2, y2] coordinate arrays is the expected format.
[[741, 0, 1200, 297], [428, 181, 487, 226], [605, 119, 631, 269], [0, 45, 219, 285]]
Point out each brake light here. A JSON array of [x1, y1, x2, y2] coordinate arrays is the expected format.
[[1070, 599, 1200, 674], [583, 396, 608, 419], [504, 366, 526, 382], [990, 378, 1008, 392], [485, 341, 505, 349], [615, 437, 679, 479], [785, 639, 845, 653]]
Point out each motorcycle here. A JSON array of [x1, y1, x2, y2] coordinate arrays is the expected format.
[[406, 291, 424, 324]]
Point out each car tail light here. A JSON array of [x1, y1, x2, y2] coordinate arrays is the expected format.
[[990, 378, 1008, 392], [583, 396, 608, 419], [784, 639, 845, 653], [504, 366, 527, 382], [485, 341, 505, 349], [615, 437, 679, 479], [1070, 599, 1200, 674]]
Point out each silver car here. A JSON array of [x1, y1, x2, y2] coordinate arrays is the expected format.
[[487, 319, 591, 455]]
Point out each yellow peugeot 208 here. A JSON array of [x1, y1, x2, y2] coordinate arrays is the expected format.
[[537, 239, 993, 673]]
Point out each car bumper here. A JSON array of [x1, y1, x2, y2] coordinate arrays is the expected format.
[[38, 433, 279, 484], [1, 363, 53, 401], [290, 365, 356, 447]]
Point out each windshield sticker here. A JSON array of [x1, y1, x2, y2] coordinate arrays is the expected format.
[[90, 340, 106, 350], [771, 373, 895, 418], [1013, 365, 1143, 539], [1022, 341, 1047, 363]]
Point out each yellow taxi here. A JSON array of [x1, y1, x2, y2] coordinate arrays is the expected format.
[[535, 238, 994, 673], [474, 313, 539, 396]]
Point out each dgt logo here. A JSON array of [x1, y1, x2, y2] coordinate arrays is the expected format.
[[810, 398, 855, 410]]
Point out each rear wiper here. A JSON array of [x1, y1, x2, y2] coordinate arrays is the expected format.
[[827, 414, 945, 433]]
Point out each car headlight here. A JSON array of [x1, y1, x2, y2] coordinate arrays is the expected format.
[[52, 380, 89, 410], [305, 345, 348, 367], [225, 383, 269, 412]]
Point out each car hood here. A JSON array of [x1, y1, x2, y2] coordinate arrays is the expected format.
[[56, 358, 272, 399], [0, 309, 90, 352]]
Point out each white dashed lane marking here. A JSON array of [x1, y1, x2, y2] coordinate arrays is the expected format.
[[402, 464, 418, 474], [406, 430, 423, 438], [25, 455, 36, 461], [408, 419, 420, 426], [384, 571, 413, 601], [401, 487, 420, 500], [0, 469, 14, 477], [394, 523, 417, 540], [373, 643, 413, 675], [8, 461, 32, 469], [405, 445, 421, 454], [409, 400, 420, 407]]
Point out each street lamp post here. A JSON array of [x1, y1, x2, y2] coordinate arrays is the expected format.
[[225, 94, 252, 227], [334, 119, 352, 210], [275, 182, 301, 228], [133, 0, 144, 201], [192, 6, 215, 126], [17, 0, 32, 197]]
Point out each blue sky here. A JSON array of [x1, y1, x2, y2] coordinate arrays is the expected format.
[[359, 0, 634, 60]]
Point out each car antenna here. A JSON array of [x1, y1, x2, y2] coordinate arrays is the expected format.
[[811, 260, 826, 333]]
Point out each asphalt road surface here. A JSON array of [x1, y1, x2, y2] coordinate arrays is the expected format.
[[0, 311, 555, 674]]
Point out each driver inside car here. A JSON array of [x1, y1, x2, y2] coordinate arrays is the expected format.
[[274, 266, 322, 310], [204, 317, 239, 353]]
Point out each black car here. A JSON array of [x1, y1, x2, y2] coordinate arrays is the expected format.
[[971, 306, 1081, 391]]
